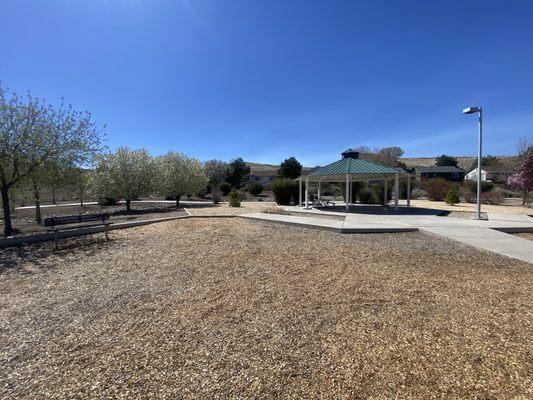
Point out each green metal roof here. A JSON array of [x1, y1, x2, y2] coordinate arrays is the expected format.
[[305, 157, 399, 177]]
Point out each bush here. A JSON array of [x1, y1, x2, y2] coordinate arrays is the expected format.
[[356, 188, 374, 204], [228, 190, 241, 207], [445, 187, 460, 205], [464, 188, 505, 205], [319, 182, 335, 196], [371, 182, 392, 204], [466, 181, 494, 193], [98, 197, 118, 206], [482, 188, 504, 205], [247, 182, 263, 196], [211, 189, 222, 204], [423, 178, 451, 201], [463, 190, 476, 203], [219, 182, 232, 196], [340, 182, 364, 203], [271, 178, 298, 205], [262, 206, 291, 215], [410, 188, 427, 199]]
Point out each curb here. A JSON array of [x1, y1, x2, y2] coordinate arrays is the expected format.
[[491, 227, 533, 233], [0, 215, 191, 249], [240, 214, 419, 234]]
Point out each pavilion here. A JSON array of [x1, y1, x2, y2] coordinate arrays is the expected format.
[[296, 149, 413, 211]]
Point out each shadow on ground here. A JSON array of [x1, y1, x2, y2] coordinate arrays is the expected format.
[[0, 236, 110, 274], [320, 204, 445, 216]]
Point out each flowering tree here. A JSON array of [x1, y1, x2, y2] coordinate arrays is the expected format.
[[0, 85, 102, 236], [155, 152, 207, 207], [90, 147, 155, 211], [508, 156, 533, 206]]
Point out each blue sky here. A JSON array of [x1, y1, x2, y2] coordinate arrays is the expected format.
[[1, 0, 532, 166]]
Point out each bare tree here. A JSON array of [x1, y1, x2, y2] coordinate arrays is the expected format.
[[517, 136, 532, 163], [204, 159, 229, 190], [0, 84, 103, 236], [355, 146, 404, 167]]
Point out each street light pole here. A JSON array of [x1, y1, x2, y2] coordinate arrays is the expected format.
[[476, 108, 483, 220], [463, 106, 483, 220]]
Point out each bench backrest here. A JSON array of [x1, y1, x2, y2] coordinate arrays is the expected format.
[[44, 213, 110, 227]]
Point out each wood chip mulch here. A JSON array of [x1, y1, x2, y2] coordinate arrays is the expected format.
[[0, 218, 531, 399]]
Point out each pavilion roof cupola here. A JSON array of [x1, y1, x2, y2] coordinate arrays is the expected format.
[[341, 149, 360, 159]]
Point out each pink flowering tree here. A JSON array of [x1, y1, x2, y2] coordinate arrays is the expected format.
[[508, 156, 533, 206]]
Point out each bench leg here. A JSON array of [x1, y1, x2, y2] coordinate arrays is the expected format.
[[54, 231, 59, 250], [104, 225, 109, 241]]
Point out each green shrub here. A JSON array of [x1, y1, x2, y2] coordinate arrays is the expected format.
[[399, 180, 410, 199], [271, 178, 298, 205], [219, 182, 232, 196], [228, 189, 241, 207], [247, 182, 263, 196], [356, 188, 374, 204], [423, 178, 451, 201], [445, 187, 460, 205], [340, 182, 364, 203], [371, 182, 393, 204]]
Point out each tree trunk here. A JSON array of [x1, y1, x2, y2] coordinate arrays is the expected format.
[[126, 199, 131, 212], [33, 183, 42, 224], [523, 189, 527, 206], [80, 187, 84, 207], [1, 185, 13, 237], [51, 184, 57, 204], [175, 195, 181, 208]]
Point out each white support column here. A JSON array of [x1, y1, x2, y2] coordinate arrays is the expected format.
[[318, 181, 321, 199], [384, 179, 388, 205], [394, 173, 399, 210], [299, 179, 302, 206], [407, 176, 411, 208], [348, 175, 353, 205], [304, 177, 309, 209], [345, 174, 349, 211]]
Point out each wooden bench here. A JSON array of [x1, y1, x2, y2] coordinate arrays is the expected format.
[[44, 213, 111, 249]]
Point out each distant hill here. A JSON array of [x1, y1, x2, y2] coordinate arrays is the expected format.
[[247, 162, 314, 176], [401, 156, 520, 171], [247, 155, 520, 175]]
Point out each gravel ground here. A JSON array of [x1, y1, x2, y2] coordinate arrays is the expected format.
[[0, 218, 532, 399], [515, 232, 533, 241], [445, 211, 489, 219]]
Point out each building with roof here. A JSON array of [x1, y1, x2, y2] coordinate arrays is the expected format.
[[413, 166, 464, 182], [296, 149, 413, 211], [465, 166, 515, 183]]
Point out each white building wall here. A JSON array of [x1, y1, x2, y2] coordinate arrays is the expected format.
[[465, 168, 488, 182]]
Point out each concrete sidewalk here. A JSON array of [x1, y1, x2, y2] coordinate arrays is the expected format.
[[420, 226, 533, 264], [244, 207, 533, 264]]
